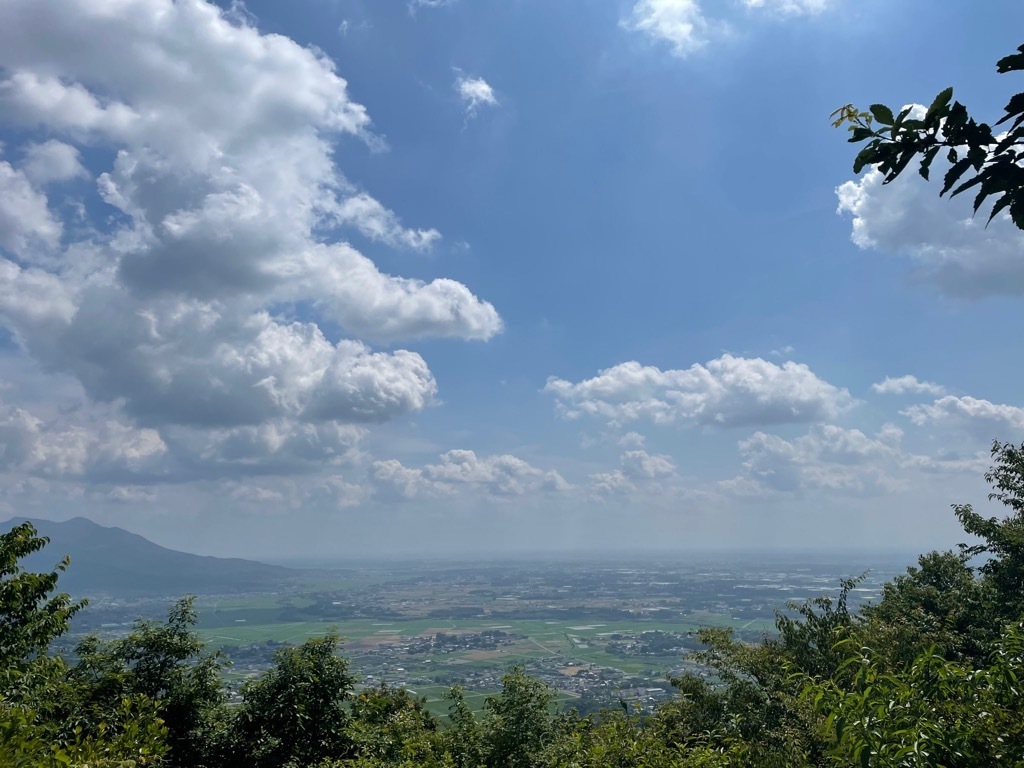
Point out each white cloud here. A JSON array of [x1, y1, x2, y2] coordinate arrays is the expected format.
[[902, 396, 1024, 437], [618, 431, 647, 448], [19, 140, 88, 184], [455, 75, 498, 117], [732, 424, 902, 494], [589, 469, 636, 496], [0, 0, 502, 483], [337, 19, 371, 36], [589, 449, 677, 498], [330, 193, 441, 251], [370, 458, 426, 501], [837, 165, 1024, 297], [0, 400, 166, 479], [620, 449, 676, 479], [742, 0, 828, 14], [872, 375, 946, 397], [188, 420, 367, 470], [5, 302, 439, 428], [545, 354, 854, 428], [371, 450, 571, 500], [622, 0, 709, 57], [622, 0, 826, 57], [0, 161, 62, 258]]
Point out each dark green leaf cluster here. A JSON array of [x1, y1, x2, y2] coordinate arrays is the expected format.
[[833, 43, 1024, 229]]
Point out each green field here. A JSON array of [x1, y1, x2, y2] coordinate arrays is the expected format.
[[197, 615, 761, 649], [194, 580, 781, 716]]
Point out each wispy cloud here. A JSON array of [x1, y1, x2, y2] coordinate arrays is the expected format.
[[622, 0, 831, 57], [455, 74, 498, 119]]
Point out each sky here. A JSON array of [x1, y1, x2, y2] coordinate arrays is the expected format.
[[0, 0, 1022, 560]]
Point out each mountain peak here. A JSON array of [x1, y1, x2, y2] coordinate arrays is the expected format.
[[7, 516, 297, 598]]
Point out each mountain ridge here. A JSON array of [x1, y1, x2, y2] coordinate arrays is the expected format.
[[6, 516, 300, 598]]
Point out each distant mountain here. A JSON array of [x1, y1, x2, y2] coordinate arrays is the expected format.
[[6, 516, 300, 598]]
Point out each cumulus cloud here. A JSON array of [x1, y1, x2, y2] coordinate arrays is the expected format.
[[872, 375, 946, 397], [622, 0, 710, 57], [589, 469, 636, 496], [455, 75, 498, 117], [732, 424, 902, 494], [370, 458, 426, 501], [371, 450, 570, 501], [589, 449, 676, 498], [19, 140, 88, 185], [837, 165, 1024, 297], [620, 449, 676, 479], [724, 412, 1005, 498], [618, 431, 647, 448], [0, 400, 166, 480], [0, 161, 62, 258], [0, 0, 502, 484], [545, 354, 854, 428], [187, 420, 367, 471], [902, 396, 1024, 437]]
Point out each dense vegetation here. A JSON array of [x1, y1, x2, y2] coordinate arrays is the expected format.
[[1, 440, 1023, 767]]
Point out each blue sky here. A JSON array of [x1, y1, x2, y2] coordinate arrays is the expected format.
[[0, 0, 1022, 559]]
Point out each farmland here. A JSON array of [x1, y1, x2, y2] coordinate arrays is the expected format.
[[181, 554, 906, 713]]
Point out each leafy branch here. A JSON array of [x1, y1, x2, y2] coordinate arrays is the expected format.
[[832, 43, 1024, 230]]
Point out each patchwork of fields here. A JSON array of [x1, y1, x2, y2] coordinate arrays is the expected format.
[[187, 553, 893, 713]]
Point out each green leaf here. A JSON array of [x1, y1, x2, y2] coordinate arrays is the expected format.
[[853, 146, 880, 174], [995, 92, 1024, 126], [988, 194, 1013, 226], [849, 126, 874, 142], [919, 146, 940, 181], [996, 45, 1024, 74], [869, 104, 895, 125], [1009, 197, 1024, 229], [925, 87, 954, 122]]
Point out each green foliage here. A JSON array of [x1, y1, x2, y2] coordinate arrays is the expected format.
[[0, 522, 85, 673], [956, 440, 1024, 620], [71, 597, 227, 767], [539, 707, 743, 768], [441, 686, 484, 768], [860, 550, 995, 667], [0, 695, 167, 768], [833, 42, 1024, 230], [0, 523, 168, 767], [226, 631, 356, 768], [805, 622, 1024, 767], [480, 666, 555, 768], [345, 684, 442, 767]]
